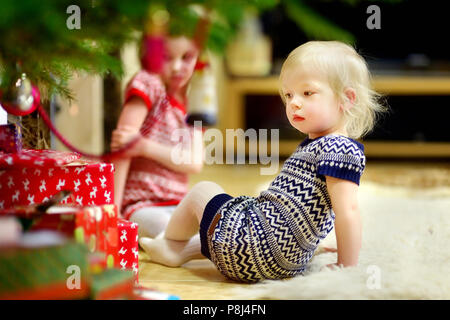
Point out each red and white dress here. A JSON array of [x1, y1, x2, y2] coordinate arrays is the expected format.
[[121, 70, 197, 220]]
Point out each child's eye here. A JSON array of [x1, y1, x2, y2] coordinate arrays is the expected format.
[[304, 91, 314, 96], [284, 93, 292, 99], [183, 53, 194, 61]]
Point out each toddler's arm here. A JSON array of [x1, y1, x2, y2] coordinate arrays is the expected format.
[[325, 176, 362, 267]]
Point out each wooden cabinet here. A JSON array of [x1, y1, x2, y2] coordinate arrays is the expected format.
[[220, 75, 450, 157]]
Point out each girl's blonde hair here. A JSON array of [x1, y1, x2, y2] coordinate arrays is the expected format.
[[280, 41, 387, 139]]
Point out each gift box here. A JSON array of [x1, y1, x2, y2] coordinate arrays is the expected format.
[[90, 268, 135, 300], [0, 240, 90, 300], [117, 218, 139, 283], [36, 204, 119, 269], [0, 204, 120, 270], [0, 123, 22, 153], [0, 149, 114, 210], [76, 205, 119, 269]]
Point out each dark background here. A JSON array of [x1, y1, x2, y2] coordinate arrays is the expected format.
[[245, 0, 450, 142], [261, 0, 450, 72]]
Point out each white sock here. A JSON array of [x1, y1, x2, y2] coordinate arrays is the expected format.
[[130, 208, 173, 238], [139, 234, 203, 267]]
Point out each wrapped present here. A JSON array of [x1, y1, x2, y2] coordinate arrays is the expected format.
[[1, 204, 120, 269], [90, 268, 134, 300], [40, 204, 118, 269], [76, 205, 119, 269], [0, 239, 90, 300], [0, 149, 114, 210], [117, 218, 139, 283], [0, 123, 22, 153]]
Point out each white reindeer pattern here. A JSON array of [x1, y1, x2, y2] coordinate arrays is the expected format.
[[23, 179, 30, 191], [73, 179, 81, 192], [85, 173, 92, 185], [89, 187, 97, 199], [39, 180, 46, 192], [7, 176, 14, 188], [104, 190, 111, 203], [27, 194, 35, 205], [75, 195, 83, 206], [56, 179, 65, 190], [12, 190, 20, 202], [99, 176, 107, 188], [120, 230, 127, 243]]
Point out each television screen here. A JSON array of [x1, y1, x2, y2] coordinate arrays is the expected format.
[[261, 0, 450, 74]]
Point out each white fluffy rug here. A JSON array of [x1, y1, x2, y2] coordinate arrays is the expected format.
[[233, 182, 450, 299]]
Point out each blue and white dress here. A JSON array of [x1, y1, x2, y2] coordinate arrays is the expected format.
[[199, 134, 366, 283]]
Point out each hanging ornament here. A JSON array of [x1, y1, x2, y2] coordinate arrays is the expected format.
[[140, 4, 169, 73], [0, 73, 37, 116], [186, 53, 217, 126]]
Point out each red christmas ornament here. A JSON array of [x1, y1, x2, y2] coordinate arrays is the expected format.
[[141, 34, 165, 73]]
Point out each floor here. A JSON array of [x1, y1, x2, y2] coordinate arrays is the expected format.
[[137, 159, 450, 300]]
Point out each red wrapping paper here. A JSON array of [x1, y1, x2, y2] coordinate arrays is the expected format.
[[117, 218, 139, 283], [0, 150, 114, 210], [0, 149, 80, 168], [82, 205, 119, 269]]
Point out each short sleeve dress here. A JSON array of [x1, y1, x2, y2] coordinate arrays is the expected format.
[[121, 70, 199, 220], [199, 134, 366, 282]]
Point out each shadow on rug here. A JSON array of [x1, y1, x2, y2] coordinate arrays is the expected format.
[[232, 182, 450, 299]]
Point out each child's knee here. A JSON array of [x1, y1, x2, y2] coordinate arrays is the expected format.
[[187, 181, 225, 219], [192, 181, 224, 195]]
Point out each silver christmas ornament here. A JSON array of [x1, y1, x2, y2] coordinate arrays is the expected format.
[[14, 73, 34, 111], [2, 73, 35, 114]]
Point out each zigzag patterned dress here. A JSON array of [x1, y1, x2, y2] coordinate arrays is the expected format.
[[199, 134, 366, 282]]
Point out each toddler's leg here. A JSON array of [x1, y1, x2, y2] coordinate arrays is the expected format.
[[130, 206, 176, 238], [139, 181, 225, 267]]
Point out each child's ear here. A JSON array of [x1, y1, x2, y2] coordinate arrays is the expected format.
[[341, 87, 356, 111]]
